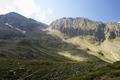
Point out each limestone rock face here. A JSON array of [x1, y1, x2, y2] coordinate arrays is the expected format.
[[105, 23, 120, 39], [49, 17, 105, 41]]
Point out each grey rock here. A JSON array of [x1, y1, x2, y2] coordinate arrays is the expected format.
[[105, 22, 120, 39], [49, 17, 106, 41]]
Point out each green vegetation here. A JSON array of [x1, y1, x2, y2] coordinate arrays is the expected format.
[[0, 58, 120, 80], [0, 31, 120, 80], [0, 12, 120, 80]]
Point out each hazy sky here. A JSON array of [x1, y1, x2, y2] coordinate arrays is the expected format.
[[0, 0, 120, 24]]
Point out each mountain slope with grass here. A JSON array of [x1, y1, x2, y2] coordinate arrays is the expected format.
[[0, 12, 120, 80], [48, 17, 120, 63], [0, 12, 48, 39]]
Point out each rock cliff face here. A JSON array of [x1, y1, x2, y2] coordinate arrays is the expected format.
[[105, 22, 120, 39], [49, 17, 105, 41], [48, 18, 120, 62], [49, 17, 120, 41]]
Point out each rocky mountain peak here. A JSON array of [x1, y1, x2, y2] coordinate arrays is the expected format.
[[49, 17, 105, 41], [0, 12, 48, 39], [0, 12, 48, 31], [5, 12, 26, 18]]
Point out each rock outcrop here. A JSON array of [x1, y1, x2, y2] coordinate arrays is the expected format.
[[49, 17, 105, 41], [49, 17, 120, 41], [105, 22, 120, 39]]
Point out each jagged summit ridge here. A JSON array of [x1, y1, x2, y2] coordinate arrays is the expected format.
[[49, 17, 120, 41], [49, 17, 106, 41]]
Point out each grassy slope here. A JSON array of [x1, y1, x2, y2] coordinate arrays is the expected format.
[[0, 58, 120, 80], [62, 36, 120, 63], [100, 38, 120, 62], [0, 39, 72, 62], [61, 36, 112, 63], [47, 31, 101, 62], [0, 29, 101, 62], [0, 30, 120, 80]]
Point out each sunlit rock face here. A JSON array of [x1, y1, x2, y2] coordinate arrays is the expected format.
[[105, 22, 120, 39], [49, 17, 106, 41]]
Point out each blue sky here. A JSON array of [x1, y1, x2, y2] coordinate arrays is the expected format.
[[0, 0, 120, 24]]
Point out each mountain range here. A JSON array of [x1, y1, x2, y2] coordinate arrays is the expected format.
[[1, 12, 120, 41], [0, 12, 120, 62], [0, 12, 120, 80]]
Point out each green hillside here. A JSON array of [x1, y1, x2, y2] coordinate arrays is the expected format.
[[0, 12, 120, 80], [0, 58, 120, 80]]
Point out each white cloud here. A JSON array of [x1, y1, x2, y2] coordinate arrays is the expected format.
[[0, 0, 53, 23], [0, 0, 40, 17], [12, 0, 40, 17]]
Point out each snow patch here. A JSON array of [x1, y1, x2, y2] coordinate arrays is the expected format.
[[5, 23, 26, 34], [15, 28, 26, 34], [5, 23, 14, 28]]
